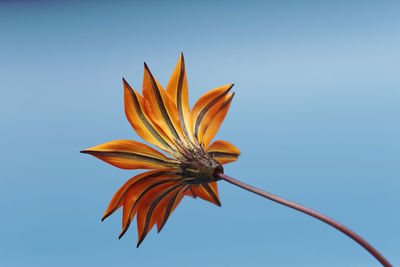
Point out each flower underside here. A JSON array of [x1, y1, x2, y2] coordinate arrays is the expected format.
[[81, 53, 240, 247]]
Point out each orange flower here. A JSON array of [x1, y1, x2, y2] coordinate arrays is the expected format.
[[81, 54, 240, 247]]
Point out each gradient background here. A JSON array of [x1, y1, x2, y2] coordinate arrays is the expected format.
[[1, 1, 399, 266]]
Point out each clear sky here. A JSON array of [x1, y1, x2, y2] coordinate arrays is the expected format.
[[1, 1, 399, 266]]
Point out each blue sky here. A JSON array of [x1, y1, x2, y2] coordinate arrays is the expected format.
[[1, 1, 399, 266]]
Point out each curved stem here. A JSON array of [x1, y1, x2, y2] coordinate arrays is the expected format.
[[217, 172, 392, 267]]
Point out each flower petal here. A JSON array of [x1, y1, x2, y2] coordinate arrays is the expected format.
[[136, 183, 185, 247], [183, 186, 197, 198], [101, 170, 176, 222], [202, 92, 234, 148], [121, 182, 176, 240], [207, 140, 240, 165], [156, 185, 187, 232], [152, 185, 186, 232], [191, 182, 221, 206], [80, 140, 178, 170], [166, 53, 196, 145], [123, 78, 177, 154], [119, 174, 183, 239], [142, 63, 186, 146], [191, 84, 233, 146]]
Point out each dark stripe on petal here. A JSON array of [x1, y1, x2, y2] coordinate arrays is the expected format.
[[202, 92, 234, 137], [194, 85, 233, 138], [137, 184, 183, 247], [124, 78, 173, 151], [202, 183, 221, 206], [176, 54, 191, 140], [118, 178, 183, 239], [208, 152, 239, 159], [188, 186, 197, 198], [102, 171, 175, 221], [221, 92, 235, 110], [144, 63, 181, 142], [158, 185, 188, 233], [80, 150, 174, 166]]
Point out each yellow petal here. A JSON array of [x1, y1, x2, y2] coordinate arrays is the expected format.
[[202, 92, 234, 148], [207, 140, 240, 165], [81, 140, 178, 170], [123, 79, 177, 154], [191, 84, 233, 146]]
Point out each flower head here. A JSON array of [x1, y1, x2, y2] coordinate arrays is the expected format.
[[81, 54, 240, 247]]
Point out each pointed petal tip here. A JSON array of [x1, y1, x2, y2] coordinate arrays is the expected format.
[[119, 224, 129, 239], [122, 78, 134, 92], [143, 62, 153, 75], [158, 217, 170, 233], [122, 78, 129, 89], [80, 149, 96, 155], [101, 213, 109, 221], [221, 84, 234, 94], [136, 236, 145, 247]]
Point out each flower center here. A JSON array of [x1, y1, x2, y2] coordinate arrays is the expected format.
[[179, 148, 223, 184]]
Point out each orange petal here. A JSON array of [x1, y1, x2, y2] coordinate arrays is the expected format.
[[150, 186, 183, 231], [136, 183, 184, 247], [166, 53, 195, 145], [123, 78, 177, 155], [119, 175, 183, 239], [202, 92, 234, 148], [184, 185, 197, 198], [191, 84, 233, 146], [80, 140, 178, 170], [207, 140, 240, 165], [120, 178, 167, 233], [120, 180, 175, 235], [101, 170, 176, 222], [208, 182, 220, 200], [192, 182, 221, 206], [142, 63, 187, 146], [122, 201, 135, 231], [156, 185, 187, 232]]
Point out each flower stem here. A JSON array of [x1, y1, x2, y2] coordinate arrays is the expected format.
[[217, 172, 392, 267]]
